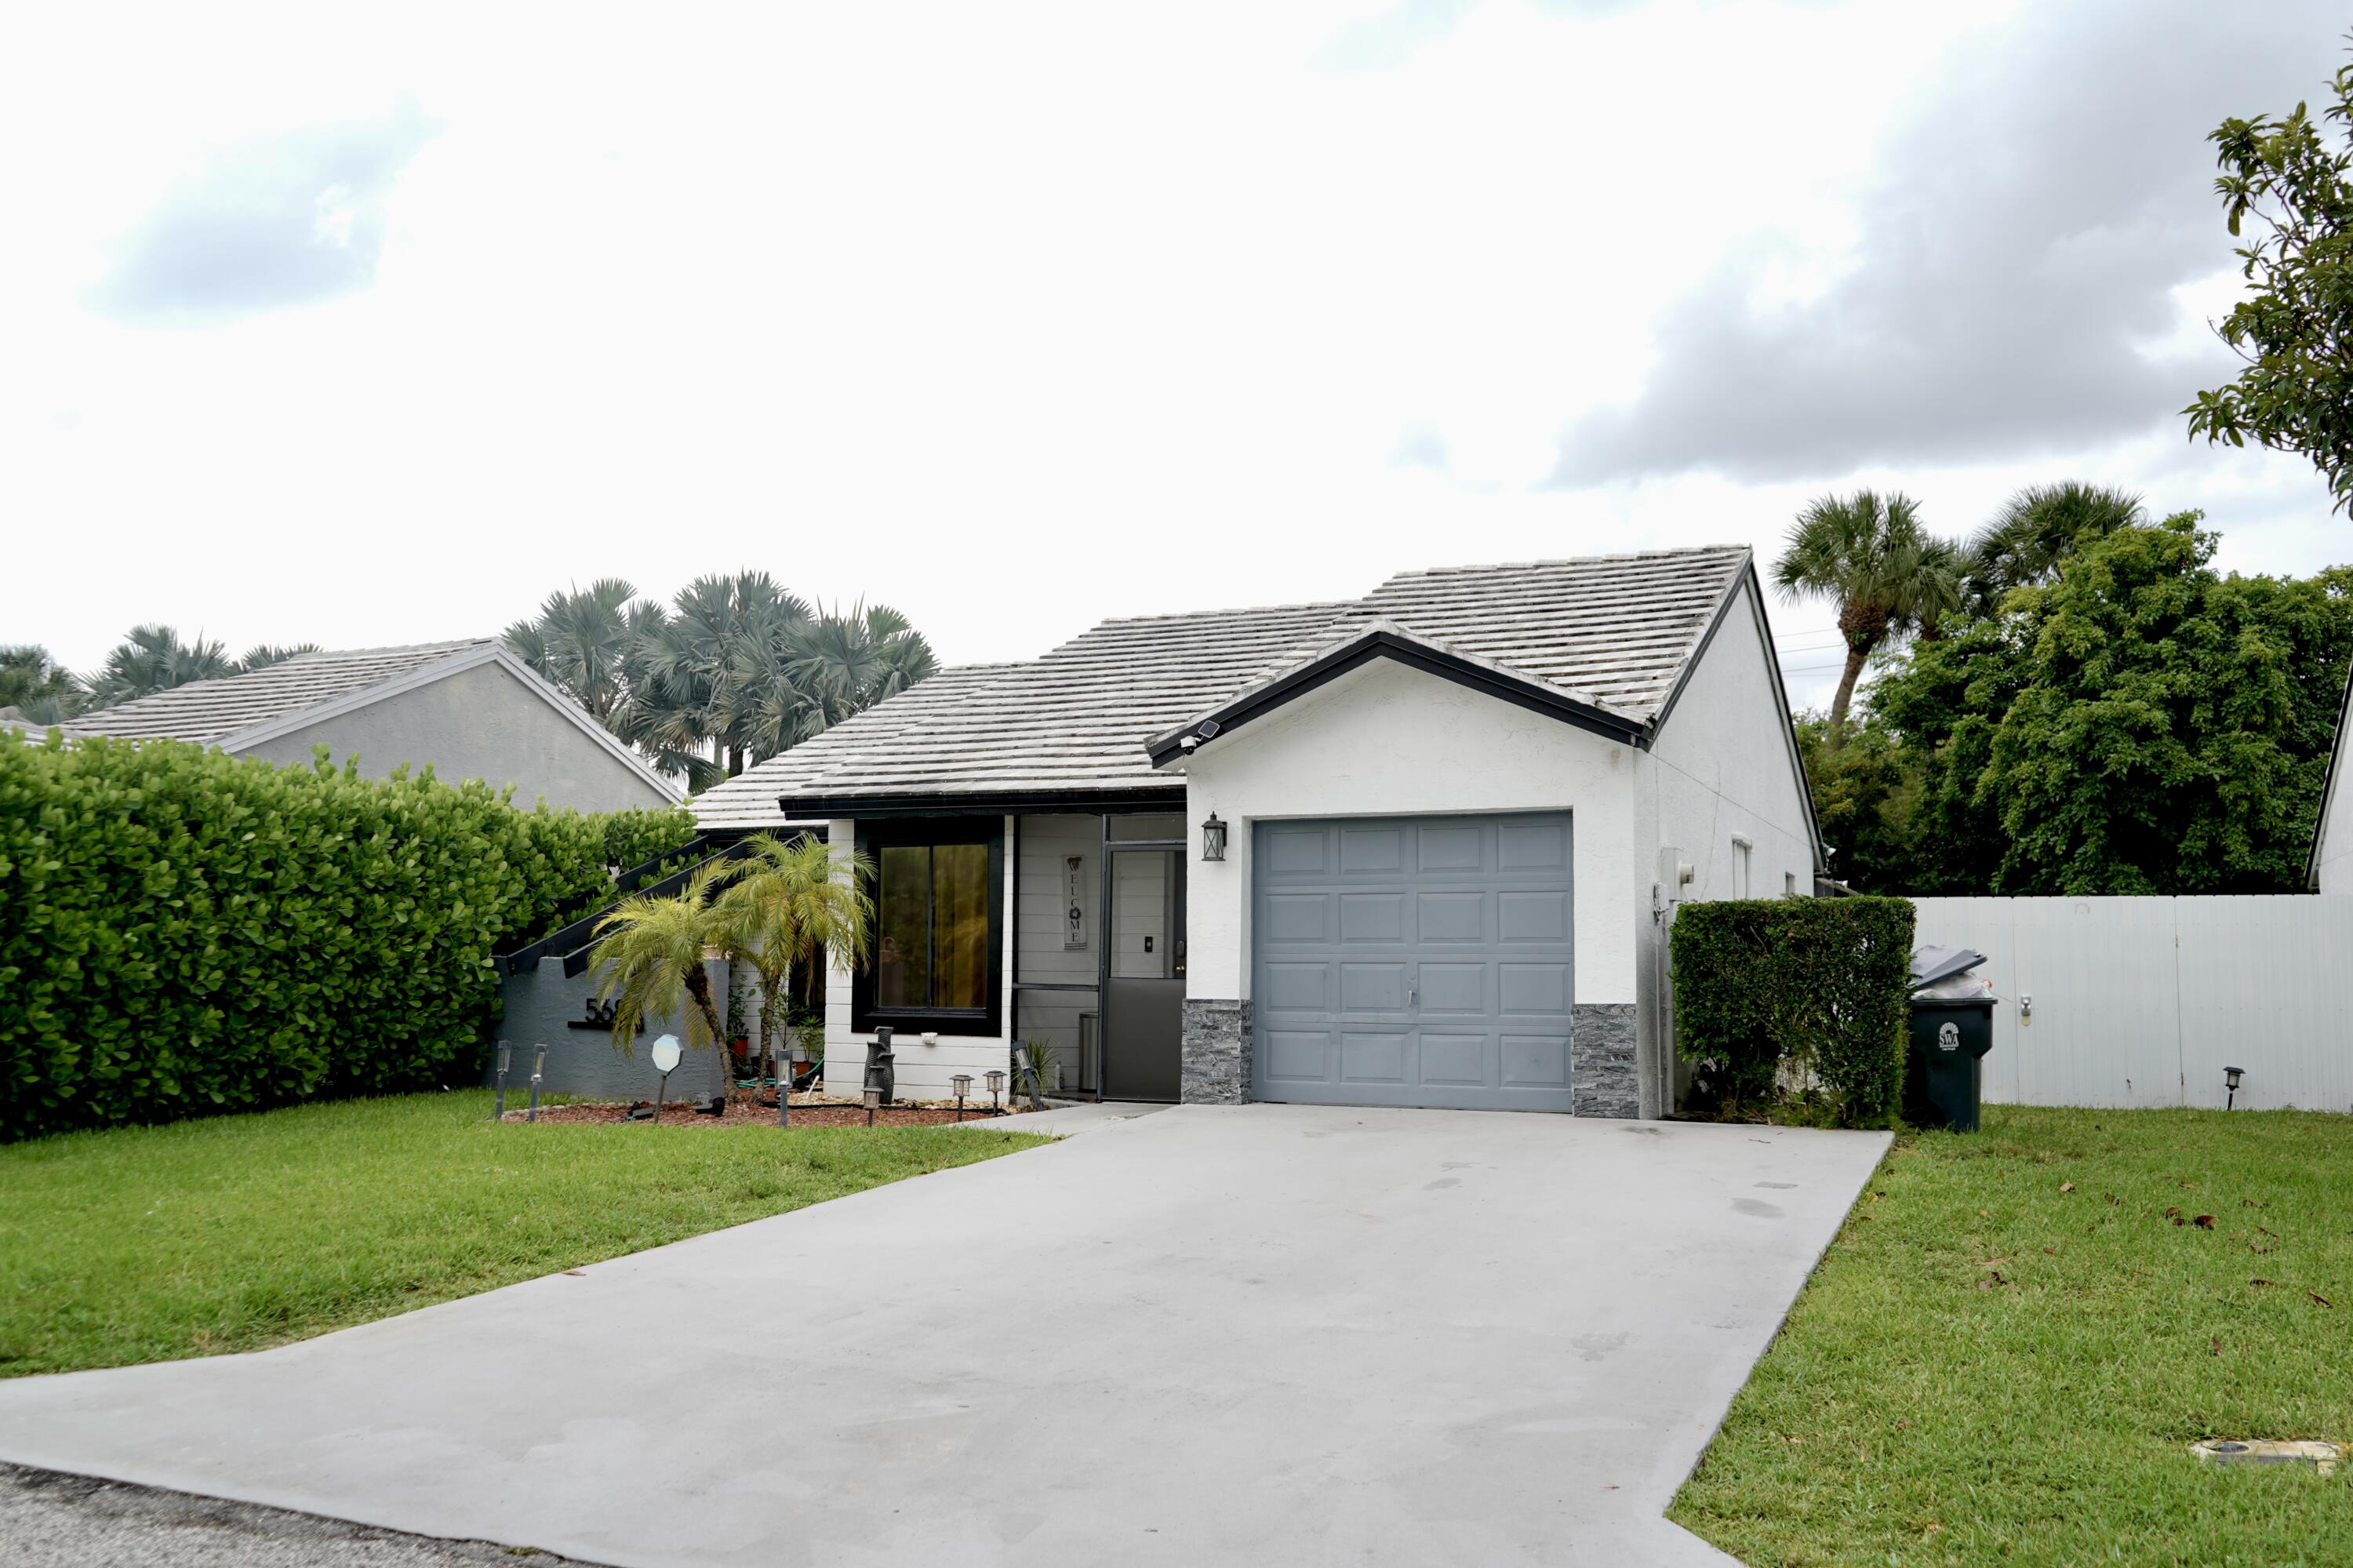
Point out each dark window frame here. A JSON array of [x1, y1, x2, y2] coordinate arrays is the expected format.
[[851, 818, 1004, 1039]]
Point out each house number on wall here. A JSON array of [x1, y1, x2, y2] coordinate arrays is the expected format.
[[1064, 855, 1087, 950]]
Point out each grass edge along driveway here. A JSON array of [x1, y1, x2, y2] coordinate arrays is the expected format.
[[0, 1090, 1045, 1379], [1671, 1105, 2351, 1568]]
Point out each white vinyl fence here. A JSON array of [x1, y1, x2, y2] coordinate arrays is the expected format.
[[1910, 897, 2353, 1114]]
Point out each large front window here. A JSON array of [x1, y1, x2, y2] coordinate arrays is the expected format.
[[876, 842, 991, 1011]]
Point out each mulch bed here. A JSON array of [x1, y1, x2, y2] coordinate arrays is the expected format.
[[503, 1098, 1032, 1129]]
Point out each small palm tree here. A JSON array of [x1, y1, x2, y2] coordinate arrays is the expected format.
[[1773, 490, 1962, 742], [715, 833, 875, 1075], [591, 861, 739, 1094]]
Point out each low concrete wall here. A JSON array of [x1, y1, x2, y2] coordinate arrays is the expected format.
[[491, 958, 734, 1104]]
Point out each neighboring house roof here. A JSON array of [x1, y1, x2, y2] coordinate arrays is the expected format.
[[61, 639, 682, 802], [2309, 655, 2353, 888], [696, 546, 1785, 826], [64, 641, 496, 745]]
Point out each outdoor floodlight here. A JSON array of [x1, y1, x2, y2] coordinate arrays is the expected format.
[[1201, 813, 1227, 862]]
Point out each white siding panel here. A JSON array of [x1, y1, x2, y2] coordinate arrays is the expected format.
[[1912, 895, 2353, 1113]]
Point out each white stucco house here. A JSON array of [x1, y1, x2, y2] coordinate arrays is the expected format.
[[2311, 657, 2353, 893], [692, 547, 1821, 1119], [47, 640, 679, 814]]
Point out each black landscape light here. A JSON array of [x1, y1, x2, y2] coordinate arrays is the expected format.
[[494, 1041, 511, 1121], [984, 1069, 1006, 1113], [952, 1073, 973, 1122], [2225, 1065, 2245, 1110], [1201, 813, 1227, 862]]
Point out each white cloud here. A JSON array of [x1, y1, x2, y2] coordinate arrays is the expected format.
[[0, 0, 2345, 696]]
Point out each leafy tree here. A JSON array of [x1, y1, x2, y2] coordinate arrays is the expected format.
[[1961, 482, 2146, 617], [0, 646, 84, 724], [2185, 50, 2353, 514], [83, 624, 235, 708], [1792, 715, 1924, 894], [715, 832, 874, 1068], [1772, 490, 1963, 739], [1867, 515, 2353, 894], [502, 580, 647, 722]]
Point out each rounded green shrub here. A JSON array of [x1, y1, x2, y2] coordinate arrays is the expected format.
[[1671, 896, 1915, 1125], [0, 735, 694, 1141]]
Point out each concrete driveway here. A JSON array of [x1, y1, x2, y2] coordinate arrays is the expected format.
[[0, 1106, 1887, 1567]]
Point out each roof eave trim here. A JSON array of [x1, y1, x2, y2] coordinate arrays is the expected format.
[[1144, 627, 1649, 769], [780, 784, 1189, 820]]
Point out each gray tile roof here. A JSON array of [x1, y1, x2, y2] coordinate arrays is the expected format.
[[64, 640, 496, 745], [693, 547, 1753, 828]]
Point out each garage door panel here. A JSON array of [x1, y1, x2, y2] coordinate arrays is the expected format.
[[1502, 1034, 1571, 1086], [1264, 1031, 1333, 1082], [1263, 893, 1329, 943], [1497, 890, 1569, 944], [1417, 963, 1486, 1013], [1339, 963, 1409, 1011], [1419, 1032, 1488, 1085], [1416, 891, 1486, 942], [1339, 893, 1407, 942], [1260, 962, 1329, 1012], [1498, 963, 1569, 1014], [1340, 828, 1406, 873], [1264, 828, 1329, 874], [1253, 814, 1575, 1112], [1415, 824, 1483, 871], [1499, 820, 1569, 871], [1340, 1031, 1408, 1082]]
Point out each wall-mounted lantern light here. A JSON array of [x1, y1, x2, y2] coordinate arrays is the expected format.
[[1202, 813, 1227, 862], [2224, 1064, 2244, 1110]]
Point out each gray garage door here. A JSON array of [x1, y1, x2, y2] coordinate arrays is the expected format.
[[1252, 813, 1575, 1111]]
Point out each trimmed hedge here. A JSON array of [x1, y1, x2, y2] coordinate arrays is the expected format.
[[1671, 896, 1915, 1126], [0, 735, 694, 1141]]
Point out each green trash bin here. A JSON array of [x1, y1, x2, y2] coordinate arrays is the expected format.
[[1905, 955, 1996, 1132]]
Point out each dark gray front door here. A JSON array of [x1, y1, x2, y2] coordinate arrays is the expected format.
[[1103, 846, 1184, 1100], [1252, 813, 1575, 1111]]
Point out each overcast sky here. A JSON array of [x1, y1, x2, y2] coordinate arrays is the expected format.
[[4, 0, 2347, 711]]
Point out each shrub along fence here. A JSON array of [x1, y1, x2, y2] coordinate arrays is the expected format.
[[1671, 896, 1915, 1126], [0, 734, 694, 1141]]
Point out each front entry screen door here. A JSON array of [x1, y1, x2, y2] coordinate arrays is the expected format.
[[1252, 813, 1575, 1111], [1103, 846, 1184, 1100]]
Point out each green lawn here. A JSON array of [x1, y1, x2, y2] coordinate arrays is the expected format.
[[0, 1090, 1044, 1379], [1673, 1105, 2353, 1568]]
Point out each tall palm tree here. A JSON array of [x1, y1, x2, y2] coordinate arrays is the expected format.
[[1773, 490, 1962, 742], [785, 602, 938, 734], [1962, 482, 2146, 617], [715, 834, 874, 1096], [622, 572, 814, 784], [83, 625, 236, 709], [503, 579, 645, 721], [591, 861, 740, 1099]]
